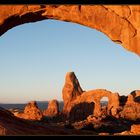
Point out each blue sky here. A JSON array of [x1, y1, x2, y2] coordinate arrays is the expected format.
[[0, 19, 140, 103]]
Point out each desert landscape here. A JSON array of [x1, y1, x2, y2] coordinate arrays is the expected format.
[[0, 5, 140, 135], [0, 72, 140, 135]]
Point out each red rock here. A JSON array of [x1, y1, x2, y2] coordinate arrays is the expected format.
[[0, 5, 140, 56], [14, 101, 43, 121], [131, 124, 140, 134], [43, 99, 59, 117], [0, 107, 96, 135], [62, 72, 83, 114], [62, 72, 120, 121], [120, 90, 140, 120]]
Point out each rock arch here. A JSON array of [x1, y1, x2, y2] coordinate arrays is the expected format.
[[63, 89, 120, 121], [76, 89, 120, 116], [62, 72, 120, 121], [0, 5, 140, 56]]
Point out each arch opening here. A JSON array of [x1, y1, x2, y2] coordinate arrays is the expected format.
[[100, 96, 109, 116], [0, 18, 140, 105], [100, 96, 109, 107]]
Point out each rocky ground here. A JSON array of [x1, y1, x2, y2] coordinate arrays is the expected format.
[[0, 107, 98, 135], [0, 105, 140, 136]]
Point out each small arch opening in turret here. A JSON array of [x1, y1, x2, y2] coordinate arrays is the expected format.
[[100, 97, 109, 107], [100, 97, 109, 116]]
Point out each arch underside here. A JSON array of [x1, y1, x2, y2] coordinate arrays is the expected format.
[[0, 5, 140, 56]]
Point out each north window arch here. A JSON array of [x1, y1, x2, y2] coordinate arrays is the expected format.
[[0, 5, 140, 56], [0, 7, 140, 104]]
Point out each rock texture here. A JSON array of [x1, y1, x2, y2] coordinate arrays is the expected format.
[[14, 101, 43, 121], [120, 90, 140, 120], [0, 107, 54, 135], [1, 71, 140, 135], [0, 107, 96, 135], [62, 72, 83, 115], [0, 5, 140, 56], [43, 99, 59, 117], [130, 124, 140, 134]]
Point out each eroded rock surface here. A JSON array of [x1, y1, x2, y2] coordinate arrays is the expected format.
[[62, 72, 83, 115], [14, 101, 43, 121], [119, 90, 140, 120], [43, 99, 59, 117], [0, 5, 140, 56]]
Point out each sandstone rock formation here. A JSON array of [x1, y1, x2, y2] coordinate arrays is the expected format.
[[14, 101, 43, 121], [61, 72, 140, 123], [43, 99, 59, 117], [67, 89, 120, 121], [62, 72, 83, 114], [62, 72, 120, 121], [119, 90, 140, 120], [0, 5, 140, 56]]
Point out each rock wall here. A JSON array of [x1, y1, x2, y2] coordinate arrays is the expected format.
[[0, 5, 140, 56]]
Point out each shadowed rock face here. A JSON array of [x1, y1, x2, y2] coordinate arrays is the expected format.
[[69, 102, 95, 122], [0, 5, 140, 56], [14, 101, 43, 121], [43, 99, 59, 117]]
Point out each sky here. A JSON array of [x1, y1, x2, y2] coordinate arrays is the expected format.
[[0, 19, 140, 103]]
